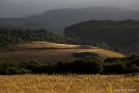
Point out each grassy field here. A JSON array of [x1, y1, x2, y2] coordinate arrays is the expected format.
[[1, 41, 83, 49], [0, 74, 139, 93], [0, 42, 124, 63]]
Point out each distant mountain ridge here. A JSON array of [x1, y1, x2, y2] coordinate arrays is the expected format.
[[0, 6, 139, 33]]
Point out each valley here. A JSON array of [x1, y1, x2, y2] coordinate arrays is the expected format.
[[1, 1, 139, 93]]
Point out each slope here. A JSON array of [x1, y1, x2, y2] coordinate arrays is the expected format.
[[64, 20, 139, 55]]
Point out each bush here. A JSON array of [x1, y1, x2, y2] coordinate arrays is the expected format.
[[72, 52, 99, 58], [25, 60, 43, 73], [70, 57, 103, 74], [128, 64, 139, 73], [131, 58, 139, 67], [55, 61, 71, 73], [8, 67, 31, 74], [103, 61, 127, 74]]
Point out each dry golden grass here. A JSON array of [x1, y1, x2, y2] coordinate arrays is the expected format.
[[0, 41, 124, 63], [0, 74, 139, 93], [1, 41, 83, 49], [0, 48, 124, 63]]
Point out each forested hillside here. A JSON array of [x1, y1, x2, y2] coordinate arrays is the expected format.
[[64, 20, 139, 54], [0, 28, 66, 46]]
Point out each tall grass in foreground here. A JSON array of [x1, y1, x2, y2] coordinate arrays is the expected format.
[[0, 74, 139, 93]]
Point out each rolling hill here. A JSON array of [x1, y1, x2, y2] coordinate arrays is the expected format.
[[0, 41, 124, 63], [64, 20, 139, 55], [0, 6, 139, 33]]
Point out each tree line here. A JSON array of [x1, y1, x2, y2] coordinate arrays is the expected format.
[[0, 28, 66, 46], [0, 55, 139, 75], [0, 28, 85, 47]]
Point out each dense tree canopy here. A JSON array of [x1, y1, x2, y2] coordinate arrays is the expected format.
[[0, 28, 66, 46]]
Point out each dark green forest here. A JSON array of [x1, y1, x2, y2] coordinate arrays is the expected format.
[[0, 28, 66, 46], [0, 28, 101, 48], [0, 28, 82, 47], [0, 55, 139, 75], [64, 19, 139, 54]]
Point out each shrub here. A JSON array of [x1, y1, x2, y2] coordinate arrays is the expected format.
[[103, 61, 127, 74], [70, 57, 103, 74], [131, 58, 139, 66], [25, 60, 43, 73], [128, 64, 139, 73], [72, 52, 99, 58]]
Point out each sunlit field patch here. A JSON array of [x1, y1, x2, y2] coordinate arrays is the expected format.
[[0, 74, 139, 93]]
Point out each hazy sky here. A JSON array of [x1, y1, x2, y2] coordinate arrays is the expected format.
[[0, 0, 139, 18]]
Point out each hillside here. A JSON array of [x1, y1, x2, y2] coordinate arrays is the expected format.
[[64, 20, 139, 55], [0, 41, 124, 63], [1, 41, 89, 49], [1, 26, 139, 55], [0, 6, 139, 33]]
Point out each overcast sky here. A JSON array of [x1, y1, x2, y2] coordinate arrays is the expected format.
[[0, 0, 139, 18]]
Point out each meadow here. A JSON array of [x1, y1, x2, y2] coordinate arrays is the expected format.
[[0, 42, 124, 63], [0, 74, 139, 93]]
